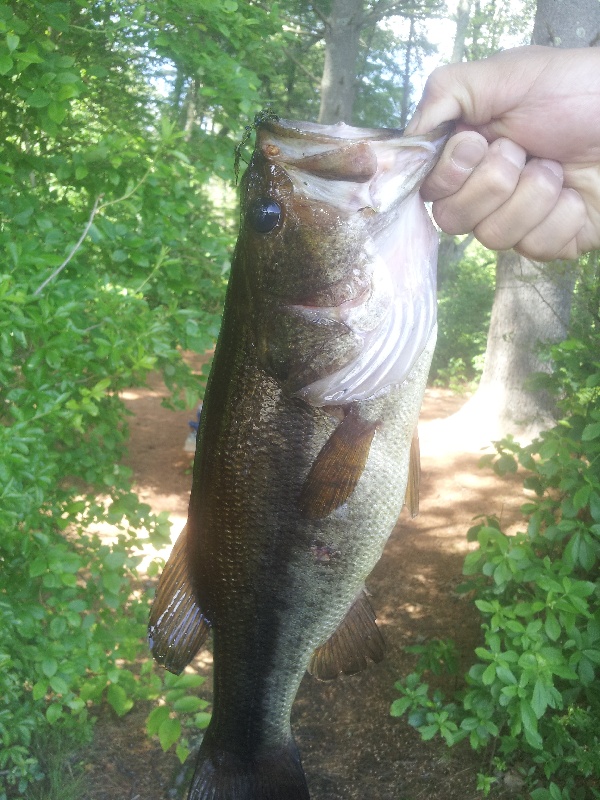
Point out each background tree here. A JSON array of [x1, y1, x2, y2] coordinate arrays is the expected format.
[[0, 1, 290, 793], [0, 0, 448, 793], [278, 0, 443, 125], [450, 0, 600, 441]]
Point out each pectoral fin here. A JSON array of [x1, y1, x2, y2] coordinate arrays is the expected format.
[[148, 525, 210, 674], [298, 408, 378, 519], [404, 431, 421, 518], [308, 591, 385, 681]]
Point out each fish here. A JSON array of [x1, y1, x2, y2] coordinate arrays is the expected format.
[[148, 117, 451, 800]]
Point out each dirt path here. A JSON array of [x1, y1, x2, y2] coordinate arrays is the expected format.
[[83, 376, 524, 800]]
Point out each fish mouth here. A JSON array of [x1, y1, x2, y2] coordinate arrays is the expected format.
[[256, 119, 451, 407], [257, 119, 452, 215]]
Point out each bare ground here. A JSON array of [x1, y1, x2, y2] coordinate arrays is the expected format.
[[80, 373, 525, 800]]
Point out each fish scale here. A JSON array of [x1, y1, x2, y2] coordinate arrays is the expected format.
[[148, 117, 451, 799]]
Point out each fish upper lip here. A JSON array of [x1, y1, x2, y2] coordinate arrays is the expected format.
[[255, 121, 452, 215]]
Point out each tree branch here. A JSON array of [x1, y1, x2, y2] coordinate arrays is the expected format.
[[33, 162, 156, 296], [33, 195, 103, 296], [365, 1, 431, 25], [282, 47, 321, 86], [310, 2, 330, 27]]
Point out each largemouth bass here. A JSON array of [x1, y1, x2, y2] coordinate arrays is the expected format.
[[149, 118, 450, 800]]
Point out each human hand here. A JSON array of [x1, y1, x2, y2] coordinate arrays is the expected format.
[[406, 46, 600, 260]]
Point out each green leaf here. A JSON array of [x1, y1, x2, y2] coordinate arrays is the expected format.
[[29, 557, 47, 577], [6, 33, 18, 51], [49, 675, 69, 695], [176, 742, 191, 764], [32, 681, 48, 701], [390, 697, 412, 717], [168, 673, 205, 689], [26, 88, 52, 108], [419, 723, 439, 741], [50, 616, 67, 637], [495, 666, 517, 685], [482, 663, 497, 686], [544, 613, 561, 642], [573, 484, 591, 511], [46, 703, 63, 724], [47, 101, 67, 124], [531, 679, 549, 718], [520, 699, 542, 749], [102, 570, 122, 595], [146, 705, 170, 736], [107, 684, 134, 717], [158, 716, 181, 751], [173, 696, 204, 713], [0, 52, 12, 73], [583, 648, 600, 664], [194, 711, 212, 730], [42, 658, 58, 678], [582, 422, 600, 441], [111, 249, 128, 263]]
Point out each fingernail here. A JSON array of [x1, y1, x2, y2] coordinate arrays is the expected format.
[[404, 109, 421, 135], [450, 138, 486, 170], [539, 159, 563, 179], [499, 139, 526, 169]]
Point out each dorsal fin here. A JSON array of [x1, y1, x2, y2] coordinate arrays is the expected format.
[[404, 431, 421, 518], [308, 591, 385, 681], [148, 525, 210, 674], [298, 408, 379, 520]]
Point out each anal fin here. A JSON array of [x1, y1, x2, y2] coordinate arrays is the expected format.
[[404, 431, 421, 518], [148, 525, 210, 674], [308, 591, 385, 681], [298, 407, 378, 520]]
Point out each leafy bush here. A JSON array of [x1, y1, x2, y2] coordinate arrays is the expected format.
[[0, 1, 281, 794], [431, 238, 495, 386], [392, 256, 600, 798]]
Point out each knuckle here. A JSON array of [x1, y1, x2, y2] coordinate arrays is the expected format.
[[432, 200, 472, 235], [522, 164, 562, 203], [487, 164, 520, 198], [474, 219, 515, 252], [514, 232, 571, 262]]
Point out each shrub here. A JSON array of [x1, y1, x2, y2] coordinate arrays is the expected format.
[[432, 238, 495, 386], [392, 255, 600, 798]]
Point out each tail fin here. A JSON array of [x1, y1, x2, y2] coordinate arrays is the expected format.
[[188, 735, 310, 800]]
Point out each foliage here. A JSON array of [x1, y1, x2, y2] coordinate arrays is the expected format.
[[464, 0, 534, 61], [431, 237, 496, 387], [392, 255, 600, 798], [145, 671, 212, 765], [354, 9, 441, 128], [0, 0, 287, 794], [0, 0, 555, 795], [251, 0, 445, 128]]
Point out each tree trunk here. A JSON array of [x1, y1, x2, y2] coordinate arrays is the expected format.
[[449, 0, 600, 444], [532, 0, 600, 47], [450, 0, 472, 63], [470, 253, 575, 438], [399, 15, 416, 128], [318, 0, 364, 124]]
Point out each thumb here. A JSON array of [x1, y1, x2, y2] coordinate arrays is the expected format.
[[405, 92, 463, 135]]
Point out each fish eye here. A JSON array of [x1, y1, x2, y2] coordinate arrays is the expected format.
[[248, 197, 282, 233]]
